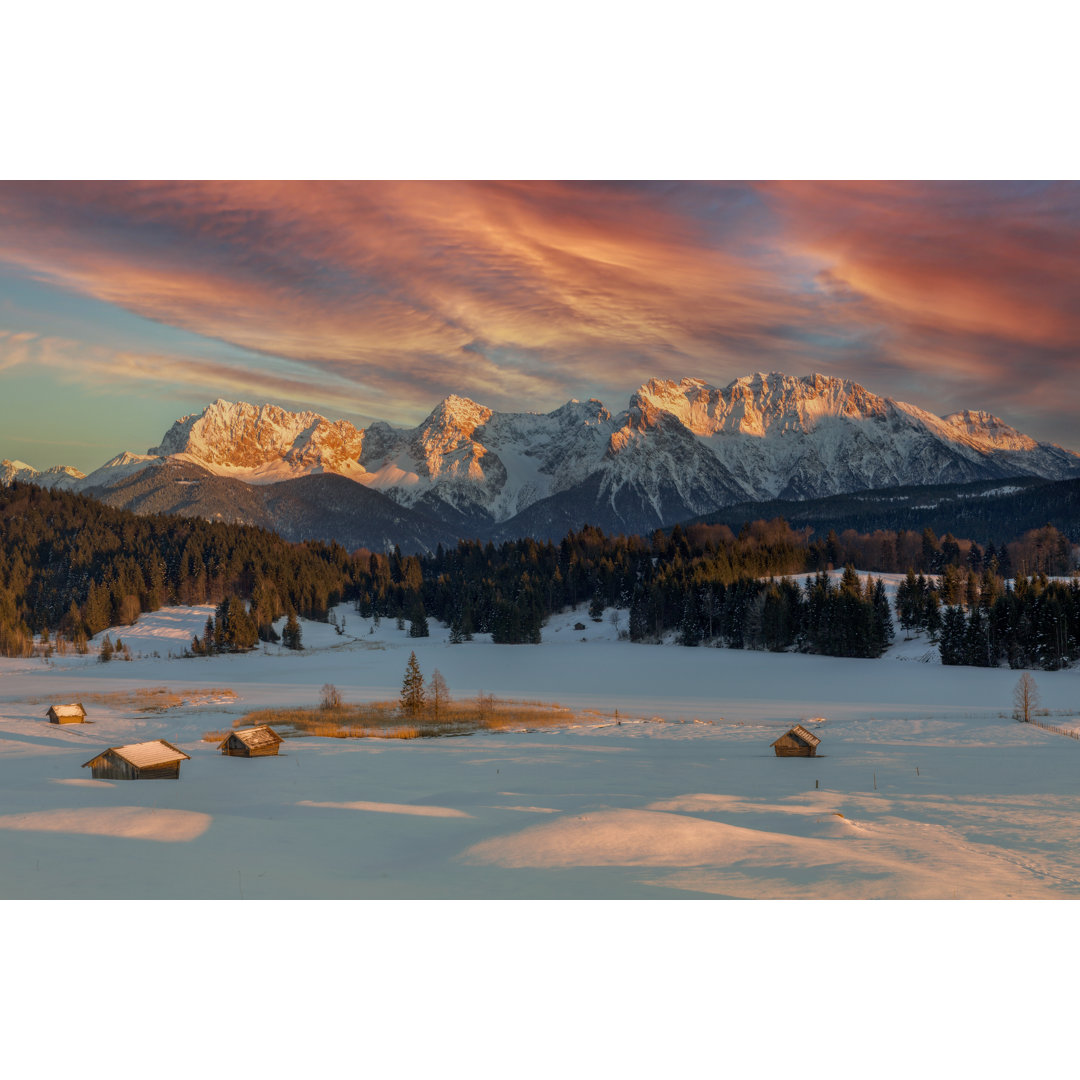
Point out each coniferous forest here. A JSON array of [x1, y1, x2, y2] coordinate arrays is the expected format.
[[0, 481, 1077, 670]]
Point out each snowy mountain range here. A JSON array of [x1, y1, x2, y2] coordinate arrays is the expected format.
[[5, 372, 1080, 548]]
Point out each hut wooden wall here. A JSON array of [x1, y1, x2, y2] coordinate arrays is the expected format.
[[48, 709, 85, 724], [222, 734, 280, 757], [87, 754, 182, 779], [772, 736, 816, 758], [222, 735, 249, 757], [135, 762, 183, 779], [88, 753, 138, 780]]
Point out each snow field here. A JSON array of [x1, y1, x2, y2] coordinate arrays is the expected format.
[[1, 599, 1079, 898]]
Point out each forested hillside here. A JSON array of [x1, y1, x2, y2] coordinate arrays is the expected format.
[[684, 476, 1080, 547], [0, 483, 356, 656], [2, 482, 1076, 669]]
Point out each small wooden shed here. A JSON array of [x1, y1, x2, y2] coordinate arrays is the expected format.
[[82, 739, 190, 780], [47, 703, 87, 724], [218, 725, 283, 758], [771, 724, 821, 758]]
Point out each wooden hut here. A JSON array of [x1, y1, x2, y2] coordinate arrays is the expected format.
[[218, 725, 283, 758], [82, 740, 190, 780], [770, 724, 821, 758], [47, 703, 87, 724]]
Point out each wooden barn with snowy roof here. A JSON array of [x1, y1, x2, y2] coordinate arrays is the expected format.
[[218, 725, 283, 758], [82, 740, 190, 780], [770, 724, 821, 758], [47, 703, 87, 724]]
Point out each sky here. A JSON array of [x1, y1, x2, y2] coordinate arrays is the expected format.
[[1, 180, 1079, 472]]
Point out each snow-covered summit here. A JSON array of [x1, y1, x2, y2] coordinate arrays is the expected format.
[[0, 458, 86, 489], [941, 409, 1040, 452], [150, 399, 366, 478], [6, 374, 1080, 539], [632, 372, 895, 438]]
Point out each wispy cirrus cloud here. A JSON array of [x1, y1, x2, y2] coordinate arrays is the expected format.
[[0, 328, 377, 420], [0, 181, 1078, 447]]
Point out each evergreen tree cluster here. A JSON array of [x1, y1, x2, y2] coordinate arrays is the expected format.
[[0, 482, 357, 657], [4, 479, 1076, 670], [190, 596, 259, 656], [938, 575, 1080, 670], [406, 521, 810, 647], [658, 566, 893, 657]]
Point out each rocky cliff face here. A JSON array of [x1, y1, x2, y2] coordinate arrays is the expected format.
[[7, 373, 1080, 546], [151, 399, 366, 475]]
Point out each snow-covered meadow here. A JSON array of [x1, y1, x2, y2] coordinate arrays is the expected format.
[[2, 581, 1079, 899]]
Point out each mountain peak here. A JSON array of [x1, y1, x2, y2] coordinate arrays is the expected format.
[[632, 371, 890, 438], [150, 399, 364, 471], [423, 395, 493, 435], [1, 458, 86, 490], [941, 409, 1039, 452], [7, 374, 1080, 541]]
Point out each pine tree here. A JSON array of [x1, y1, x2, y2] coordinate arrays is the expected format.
[[282, 612, 303, 650], [407, 593, 429, 638], [939, 606, 967, 665], [400, 651, 425, 715], [924, 590, 942, 641], [871, 577, 894, 654], [99, 634, 114, 663], [589, 589, 605, 622]]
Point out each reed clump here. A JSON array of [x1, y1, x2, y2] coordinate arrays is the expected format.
[[233, 694, 589, 740]]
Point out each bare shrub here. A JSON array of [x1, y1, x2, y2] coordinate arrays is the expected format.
[[1013, 672, 1040, 723], [320, 683, 343, 711]]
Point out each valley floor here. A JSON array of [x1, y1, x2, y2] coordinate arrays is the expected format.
[[2, 597, 1079, 899]]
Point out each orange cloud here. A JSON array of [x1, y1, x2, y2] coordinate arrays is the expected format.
[[1, 181, 1078, 440], [762, 181, 1080, 351]]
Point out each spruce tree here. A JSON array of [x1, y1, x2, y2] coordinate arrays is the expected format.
[[939, 606, 967, 665], [408, 594, 429, 638], [589, 590, 605, 622], [400, 651, 425, 715], [283, 612, 303, 650]]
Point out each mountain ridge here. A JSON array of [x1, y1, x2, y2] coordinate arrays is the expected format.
[[5, 372, 1079, 548]]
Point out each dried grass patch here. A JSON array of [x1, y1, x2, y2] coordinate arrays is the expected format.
[[230, 695, 605, 741], [28, 687, 236, 713]]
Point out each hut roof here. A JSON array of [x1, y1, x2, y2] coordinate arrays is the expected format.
[[771, 724, 821, 749], [49, 703, 86, 718], [82, 739, 190, 769], [220, 725, 283, 751]]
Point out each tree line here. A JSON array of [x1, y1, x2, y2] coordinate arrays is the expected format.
[[2, 480, 1076, 670]]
